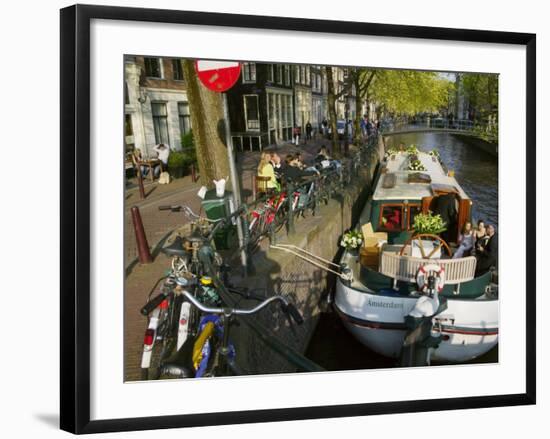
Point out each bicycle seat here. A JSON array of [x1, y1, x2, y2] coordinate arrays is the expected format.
[[161, 236, 188, 257], [161, 336, 196, 378]]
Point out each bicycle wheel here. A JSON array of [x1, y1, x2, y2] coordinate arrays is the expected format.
[[140, 299, 178, 380], [272, 203, 288, 234], [247, 215, 265, 252]]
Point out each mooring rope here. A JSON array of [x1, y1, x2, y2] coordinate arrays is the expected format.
[[269, 244, 347, 279]]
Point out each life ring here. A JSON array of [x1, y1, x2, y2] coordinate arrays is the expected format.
[[416, 264, 445, 293]]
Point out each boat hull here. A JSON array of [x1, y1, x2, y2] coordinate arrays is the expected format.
[[335, 279, 498, 363]]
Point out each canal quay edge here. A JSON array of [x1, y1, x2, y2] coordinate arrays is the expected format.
[[230, 141, 383, 375], [123, 141, 383, 380]]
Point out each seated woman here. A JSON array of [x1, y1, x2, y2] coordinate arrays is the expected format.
[[453, 221, 475, 259], [474, 219, 489, 254], [257, 152, 280, 192]]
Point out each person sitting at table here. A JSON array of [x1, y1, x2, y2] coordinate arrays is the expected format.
[[257, 152, 279, 191], [281, 154, 319, 183], [131, 148, 149, 177], [315, 146, 330, 163], [153, 143, 170, 177]]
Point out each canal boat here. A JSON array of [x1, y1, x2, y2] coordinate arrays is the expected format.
[[334, 148, 498, 364]]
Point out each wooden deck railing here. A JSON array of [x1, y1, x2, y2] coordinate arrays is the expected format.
[[379, 252, 477, 284]]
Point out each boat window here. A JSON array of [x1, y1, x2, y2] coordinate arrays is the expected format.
[[407, 204, 422, 230], [379, 204, 404, 231]]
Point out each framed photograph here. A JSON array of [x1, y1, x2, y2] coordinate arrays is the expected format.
[[60, 4, 536, 434]]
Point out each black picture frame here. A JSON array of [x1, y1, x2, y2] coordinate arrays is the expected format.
[[60, 4, 536, 434]]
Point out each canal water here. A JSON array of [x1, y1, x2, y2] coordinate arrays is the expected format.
[[306, 132, 498, 370]]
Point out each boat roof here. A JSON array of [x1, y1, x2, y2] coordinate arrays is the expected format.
[[373, 151, 470, 201]]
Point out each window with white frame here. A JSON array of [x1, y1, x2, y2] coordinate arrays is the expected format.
[[151, 102, 170, 144], [178, 102, 191, 136], [244, 95, 260, 130], [306, 66, 310, 85], [144, 57, 163, 78], [242, 63, 256, 82], [268, 64, 274, 82]]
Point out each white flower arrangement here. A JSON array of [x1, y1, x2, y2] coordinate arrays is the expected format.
[[340, 230, 364, 250], [408, 158, 427, 171]]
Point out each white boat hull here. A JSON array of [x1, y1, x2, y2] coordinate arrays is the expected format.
[[335, 279, 498, 363]]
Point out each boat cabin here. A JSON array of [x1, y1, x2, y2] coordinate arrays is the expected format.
[[369, 152, 472, 245]]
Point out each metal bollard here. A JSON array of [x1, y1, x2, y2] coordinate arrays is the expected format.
[[131, 206, 153, 264]]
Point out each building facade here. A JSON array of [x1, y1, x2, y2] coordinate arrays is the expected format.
[[124, 56, 190, 158], [226, 62, 295, 150]]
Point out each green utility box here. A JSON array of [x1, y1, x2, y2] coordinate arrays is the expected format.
[[201, 189, 237, 250]]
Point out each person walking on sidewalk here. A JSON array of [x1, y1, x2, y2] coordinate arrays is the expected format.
[[293, 125, 301, 146], [305, 121, 312, 142]]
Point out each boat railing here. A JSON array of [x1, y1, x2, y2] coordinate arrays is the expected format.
[[379, 252, 477, 284]]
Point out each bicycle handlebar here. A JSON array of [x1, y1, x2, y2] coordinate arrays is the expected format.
[[140, 292, 167, 316], [178, 289, 303, 324]]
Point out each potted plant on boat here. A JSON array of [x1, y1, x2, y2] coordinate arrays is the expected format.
[[340, 229, 363, 256], [411, 211, 447, 258]]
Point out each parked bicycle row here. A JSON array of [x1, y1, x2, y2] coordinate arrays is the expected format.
[[140, 204, 307, 380]]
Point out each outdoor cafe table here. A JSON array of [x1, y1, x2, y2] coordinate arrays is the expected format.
[[138, 158, 161, 182]]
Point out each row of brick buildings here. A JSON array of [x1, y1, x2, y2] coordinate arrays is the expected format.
[[124, 56, 366, 157]]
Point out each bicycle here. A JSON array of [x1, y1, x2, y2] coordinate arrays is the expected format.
[[247, 189, 300, 250], [156, 284, 304, 378], [139, 205, 247, 380]]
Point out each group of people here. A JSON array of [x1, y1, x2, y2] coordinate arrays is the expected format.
[[256, 146, 339, 193], [360, 116, 379, 138], [132, 143, 171, 179], [453, 219, 498, 276]]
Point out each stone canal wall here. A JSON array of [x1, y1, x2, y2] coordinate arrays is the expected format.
[[232, 142, 383, 374], [450, 133, 498, 157]]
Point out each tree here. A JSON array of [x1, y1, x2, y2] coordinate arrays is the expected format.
[[368, 70, 450, 116], [325, 66, 342, 155], [182, 60, 230, 187], [461, 73, 498, 120]]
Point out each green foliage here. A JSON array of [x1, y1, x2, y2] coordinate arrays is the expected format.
[[168, 151, 187, 169], [358, 69, 451, 115], [179, 129, 197, 165], [461, 73, 498, 119], [406, 144, 419, 155], [181, 129, 194, 149], [413, 211, 447, 235]]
